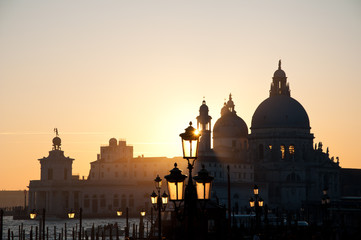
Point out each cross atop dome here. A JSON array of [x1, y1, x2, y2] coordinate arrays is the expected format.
[[52, 128, 61, 150]]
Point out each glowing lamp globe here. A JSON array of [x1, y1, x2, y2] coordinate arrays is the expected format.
[[30, 210, 37, 219], [68, 209, 75, 219], [116, 210, 123, 217], [253, 185, 259, 196], [154, 175, 162, 191], [164, 163, 187, 201], [161, 191, 169, 206], [249, 198, 255, 208], [193, 165, 214, 200], [180, 122, 201, 160], [150, 191, 158, 206]]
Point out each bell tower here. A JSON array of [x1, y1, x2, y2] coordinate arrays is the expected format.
[[270, 60, 290, 97], [196, 99, 212, 154]]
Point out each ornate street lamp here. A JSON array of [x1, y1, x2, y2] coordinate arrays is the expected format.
[[249, 186, 263, 232], [150, 175, 169, 240], [164, 122, 214, 240], [30, 209, 45, 240], [321, 188, 331, 225], [116, 209, 123, 217], [68, 208, 82, 240], [180, 122, 200, 163], [30, 209, 37, 219], [249, 198, 255, 208], [253, 185, 259, 196], [193, 165, 214, 201], [140, 209, 146, 217], [164, 163, 187, 203], [68, 209, 75, 219]]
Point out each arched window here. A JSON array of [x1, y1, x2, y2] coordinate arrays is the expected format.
[[113, 194, 119, 207], [84, 195, 90, 208], [121, 194, 126, 209], [280, 145, 285, 159], [289, 145, 295, 155], [129, 194, 134, 207]]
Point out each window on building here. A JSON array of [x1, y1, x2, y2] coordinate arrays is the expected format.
[[48, 169, 53, 180], [280, 145, 285, 159], [289, 145, 295, 155], [84, 195, 90, 208], [100, 195, 106, 207], [129, 195, 134, 207], [64, 168, 68, 180], [121, 195, 126, 209]]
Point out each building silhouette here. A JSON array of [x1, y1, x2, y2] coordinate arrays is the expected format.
[[28, 61, 357, 218]]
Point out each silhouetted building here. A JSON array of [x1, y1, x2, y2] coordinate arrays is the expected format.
[[28, 61, 359, 218], [194, 60, 341, 210], [28, 137, 185, 218]]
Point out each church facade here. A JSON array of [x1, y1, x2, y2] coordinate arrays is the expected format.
[[194, 61, 340, 211], [28, 61, 342, 218]]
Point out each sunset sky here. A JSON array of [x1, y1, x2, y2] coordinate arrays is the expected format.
[[0, 0, 360, 190]]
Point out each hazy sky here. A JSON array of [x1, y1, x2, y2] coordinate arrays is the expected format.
[[1, 0, 360, 190]]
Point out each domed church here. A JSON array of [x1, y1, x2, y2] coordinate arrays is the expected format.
[[195, 61, 340, 210]]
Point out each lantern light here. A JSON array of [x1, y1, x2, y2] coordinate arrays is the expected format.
[[193, 165, 214, 200], [154, 175, 162, 191], [68, 209, 75, 219], [258, 197, 264, 207], [164, 163, 187, 201], [249, 198, 255, 208], [116, 209, 123, 217], [179, 122, 201, 160], [161, 191, 168, 206], [30, 209, 37, 219], [253, 185, 259, 196], [150, 191, 158, 205], [140, 209, 146, 217]]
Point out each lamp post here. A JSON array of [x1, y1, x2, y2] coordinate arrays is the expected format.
[[321, 188, 330, 225], [249, 185, 263, 232], [150, 175, 168, 240], [30, 209, 45, 240], [68, 208, 82, 240], [1, 208, 3, 240], [164, 122, 213, 240], [139, 210, 146, 239]]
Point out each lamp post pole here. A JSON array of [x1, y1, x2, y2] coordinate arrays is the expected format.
[[249, 185, 263, 233], [1, 208, 3, 240], [79, 208, 83, 240], [165, 122, 214, 240], [151, 175, 168, 240], [42, 209, 45, 240]]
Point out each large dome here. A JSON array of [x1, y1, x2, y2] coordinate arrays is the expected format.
[[214, 112, 248, 138], [251, 95, 310, 129]]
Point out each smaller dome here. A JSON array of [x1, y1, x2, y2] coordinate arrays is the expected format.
[[213, 112, 248, 138], [109, 138, 117, 146], [273, 59, 286, 78], [274, 69, 286, 78], [52, 136, 61, 148], [199, 100, 209, 114]]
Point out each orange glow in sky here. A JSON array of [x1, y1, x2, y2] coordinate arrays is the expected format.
[[0, 0, 361, 190]]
